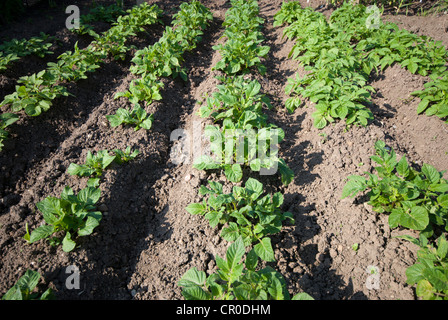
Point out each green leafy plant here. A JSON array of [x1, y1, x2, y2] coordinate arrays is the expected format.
[[106, 104, 154, 131], [274, 2, 448, 127], [0, 32, 54, 71], [171, 0, 213, 32], [197, 75, 271, 128], [0, 112, 19, 151], [113, 146, 139, 164], [342, 140, 448, 235], [24, 186, 102, 252], [114, 75, 163, 106], [178, 237, 313, 300], [213, 34, 270, 75], [2, 270, 54, 300], [212, 0, 269, 75], [193, 124, 293, 185], [411, 73, 448, 123], [129, 28, 188, 81], [119, 1, 212, 106], [0, 32, 54, 58], [186, 178, 294, 261], [397, 233, 448, 300], [0, 52, 20, 72], [67, 148, 139, 179], [0, 70, 71, 116], [67, 150, 117, 178], [46, 43, 105, 82], [72, 3, 126, 36]]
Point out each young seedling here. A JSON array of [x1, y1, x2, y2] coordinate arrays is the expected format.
[[0, 112, 19, 151], [113, 146, 139, 164], [113, 76, 163, 106], [2, 270, 54, 300], [67, 150, 117, 178], [67, 147, 139, 179], [106, 104, 154, 131], [24, 186, 102, 252]]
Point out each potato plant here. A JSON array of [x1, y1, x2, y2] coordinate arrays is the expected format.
[[24, 186, 102, 252], [193, 124, 293, 185], [197, 75, 272, 128], [398, 234, 448, 300], [0, 2, 163, 149], [115, 0, 213, 106], [67, 148, 139, 178], [71, 3, 126, 37], [2, 270, 54, 300], [186, 178, 294, 261], [0, 32, 54, 71], [213, 0, 269, 75], [342, 140, 448, 236], [0, 112, 19, 151], [342, 139, 448, 300], [178, 237, 313, 300], [106, 103, 154, 131], [274, 1, 448, 127]]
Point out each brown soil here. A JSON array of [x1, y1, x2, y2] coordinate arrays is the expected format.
[[0, 0, 447, 301]]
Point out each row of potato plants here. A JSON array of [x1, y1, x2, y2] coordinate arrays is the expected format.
[[0, 3, 134, 152], [0, 2, 125, 73], [0, 2, 163, 151], [330, 3, 448, 123], [180, 0, 312, 301], [343, 141, 448, 300], [71, 2, 127, 37], [275, 1, 448, 300], [1, 0, 215, 300], [273, 1, 448, 129], [0, 32, 55, 72], [107, 0, 213, 130], [275, 1, 448, 299]]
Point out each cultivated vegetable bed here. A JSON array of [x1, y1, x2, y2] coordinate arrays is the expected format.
[[0, 0, 447, 300]]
